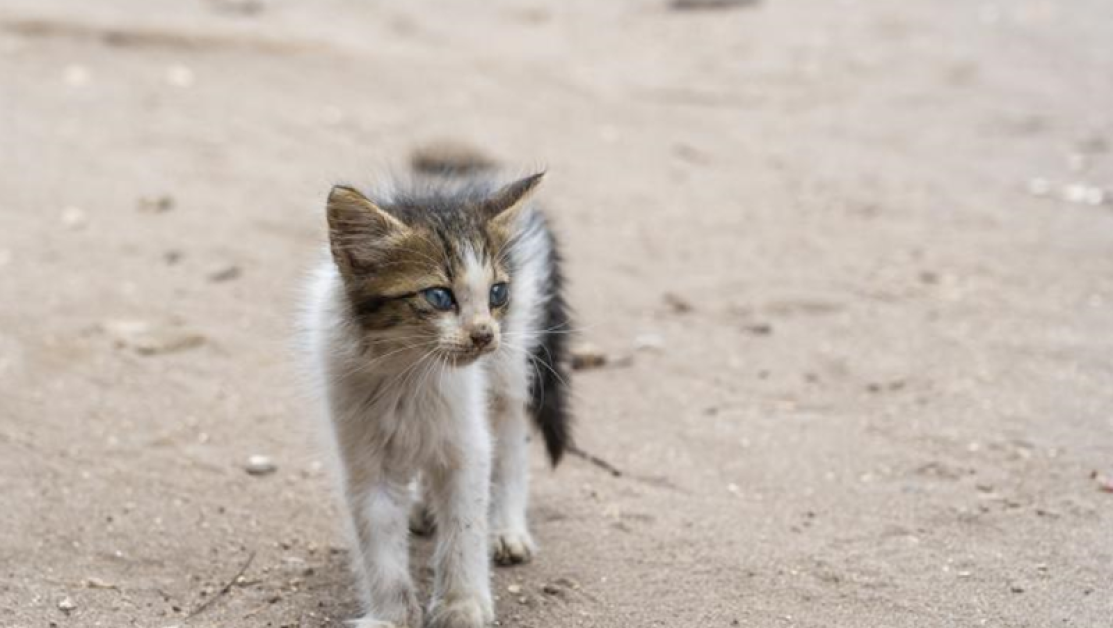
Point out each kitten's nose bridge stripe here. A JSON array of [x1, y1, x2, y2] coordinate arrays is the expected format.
[[458, 244, 493, 314]]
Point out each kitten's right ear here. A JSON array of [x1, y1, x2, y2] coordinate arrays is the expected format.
[[483, 172, 544, 235], [326, 185, 408, 277]]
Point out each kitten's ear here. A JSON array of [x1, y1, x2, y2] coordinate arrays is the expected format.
[[326, 185, 408, 277], [483, 172, 544, 231]]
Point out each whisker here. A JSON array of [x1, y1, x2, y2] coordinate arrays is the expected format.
[[499, 339, 570, 390]]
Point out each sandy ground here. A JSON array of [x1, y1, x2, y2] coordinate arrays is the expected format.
[[2, 1, 1112, 626]]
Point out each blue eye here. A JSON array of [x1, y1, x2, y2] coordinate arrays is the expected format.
[[422, 287, 455, 311], [490, 282, 509, 307]]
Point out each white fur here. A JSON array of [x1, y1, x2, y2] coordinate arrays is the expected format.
[[300, 205, 552, 628]]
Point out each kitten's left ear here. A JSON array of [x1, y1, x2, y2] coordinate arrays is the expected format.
[[483, 172, 544, 231], [326, 185, 409, 278]]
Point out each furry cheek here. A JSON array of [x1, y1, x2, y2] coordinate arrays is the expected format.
[[432, 312, 467, 351]]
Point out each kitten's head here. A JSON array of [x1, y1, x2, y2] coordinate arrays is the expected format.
[[326, 173, 542, 367]]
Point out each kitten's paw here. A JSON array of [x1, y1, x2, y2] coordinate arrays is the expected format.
[[492, 529, 535, 566], [409, 503, 436, 537], [426, 596, 492, 628], [349, 586, 423, 628]]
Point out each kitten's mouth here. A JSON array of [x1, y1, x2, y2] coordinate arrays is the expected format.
[[440, 344, 498, 367]]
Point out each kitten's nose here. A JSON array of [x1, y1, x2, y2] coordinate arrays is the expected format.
[[470, 325, 494, 348]]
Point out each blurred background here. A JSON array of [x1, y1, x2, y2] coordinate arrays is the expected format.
[[1, 1, 1111, 626]]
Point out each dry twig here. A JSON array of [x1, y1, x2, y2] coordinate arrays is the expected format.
[[185, 551, 256, 621], [568, 445, 623, 477]]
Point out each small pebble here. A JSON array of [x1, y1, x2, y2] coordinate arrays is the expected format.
[[103, 320, 205, 356], [633, 332, 664, 352], [1061, 183, 1106, 205], [506, 584, 522, 594], [246, 455, 277, 476], [138, 195, 175, 213], [570, 343, 607, 370], [207, 264, 242, 282], [57, 597, 77, 612], [1063, 183, 1087, 203], [672, 143, 711, 164], [82, 577, 116, 590], [662, 292, 694, 314]]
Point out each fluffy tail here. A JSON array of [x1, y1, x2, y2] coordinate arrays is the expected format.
[[529, 235, 572, 467]]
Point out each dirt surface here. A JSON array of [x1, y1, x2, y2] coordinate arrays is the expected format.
[[2, 1, 1112, 627]]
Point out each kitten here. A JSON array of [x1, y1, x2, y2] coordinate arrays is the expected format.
[[301, 158, 570, 628]]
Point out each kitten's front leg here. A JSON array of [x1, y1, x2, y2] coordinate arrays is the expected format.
[[426, 421, 494, 628], [489, 396, 535, 565], [344, 477, 423, 628]]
